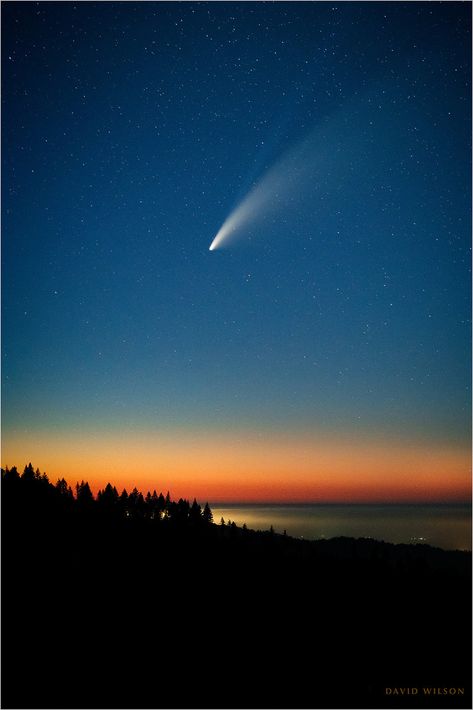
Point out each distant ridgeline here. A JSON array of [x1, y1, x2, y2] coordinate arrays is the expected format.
[[2, 463, 472, 710]]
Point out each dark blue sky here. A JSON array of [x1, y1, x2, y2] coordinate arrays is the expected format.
[[3, 2, 471, 451]]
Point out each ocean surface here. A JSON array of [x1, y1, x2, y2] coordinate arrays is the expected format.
[[210, 504, 472, 551]]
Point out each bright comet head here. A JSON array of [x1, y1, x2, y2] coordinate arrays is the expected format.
[[209, 210, 245, 251], [208, 225, 229, 251]]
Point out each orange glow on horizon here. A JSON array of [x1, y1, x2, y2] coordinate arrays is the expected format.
[[1, 428, 470, 503]]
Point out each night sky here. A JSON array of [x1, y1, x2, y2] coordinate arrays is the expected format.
[[2, 2, 471, 501]]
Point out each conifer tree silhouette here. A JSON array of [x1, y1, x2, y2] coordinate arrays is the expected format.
[[203, 502, 213, 524], [3, 466, 19, 482], [190, 498, 202, 524], [22, 462, 35, 482], [56, 478, 74, 499], [76, 481, 94, 506]]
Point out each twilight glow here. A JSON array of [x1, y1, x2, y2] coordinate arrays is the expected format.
[[2, 428, 470, 503]]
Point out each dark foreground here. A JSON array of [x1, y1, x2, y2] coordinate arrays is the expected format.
[[2, 468, 471, 709]]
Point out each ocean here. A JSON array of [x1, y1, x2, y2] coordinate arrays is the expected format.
[[210, 503, 472, 551]]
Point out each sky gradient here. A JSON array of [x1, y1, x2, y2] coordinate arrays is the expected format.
[[2, 2, 471, 502]]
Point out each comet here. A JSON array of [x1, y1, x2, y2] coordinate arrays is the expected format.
[[209, 134, 312, 251], [208, 93, 380, 252], [209, 181, 272, 251]]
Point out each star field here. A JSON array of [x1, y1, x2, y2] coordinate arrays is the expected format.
[[2, 2, 471, 486]]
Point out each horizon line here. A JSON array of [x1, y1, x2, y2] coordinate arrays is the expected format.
[[2, 463, 470, 507], [209, 499, 472, 506]]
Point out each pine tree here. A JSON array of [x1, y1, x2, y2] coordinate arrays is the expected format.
[[76, 481, 94, 505], [3, 466, 20, 482], [190, 498, 202, 524], [202, 502, 213, 524], [56, 478, 73, 499], [97, 483, 119, 511], [22, 463, 35, 482]]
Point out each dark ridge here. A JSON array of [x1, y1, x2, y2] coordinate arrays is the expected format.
[[2, 464, 471, 709]]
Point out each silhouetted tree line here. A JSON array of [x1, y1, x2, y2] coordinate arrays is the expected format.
[[2, 462, 213, 527], [2, 461, 471, 710]]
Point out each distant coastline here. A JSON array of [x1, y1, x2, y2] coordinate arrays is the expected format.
[[211, 502, 472, 551], [3, 462, 471, 709]]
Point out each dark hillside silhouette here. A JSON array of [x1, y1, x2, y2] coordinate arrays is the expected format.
[[2, 464, 471, 709]]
